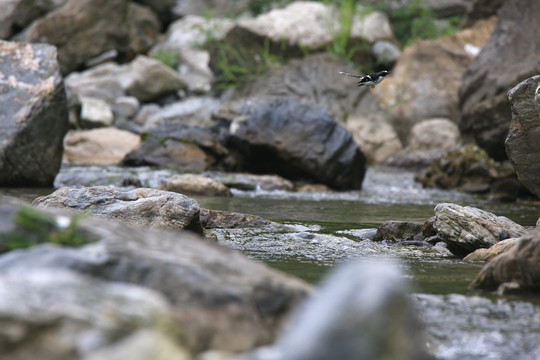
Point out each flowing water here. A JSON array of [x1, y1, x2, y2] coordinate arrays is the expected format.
[[3, 165, 540, 359], [193, 167, 540, 359]]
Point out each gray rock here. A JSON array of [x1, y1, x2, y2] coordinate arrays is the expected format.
[[121, 55, 186, 102], [224, 52, 397, 164], [0, 267, 174, 359], [346, 111, 402, 164], [459, 0, 540, 160], [112, 96, 140, 120], [32, 186, 202, 233], [373, 221, 423, 242], [158, 174, 232, 197], [173, 0, 249, 17], [226, 97, 366, 190], [122, 136, 211, 171], [0, 203, 312, 352], [0, 40, 69, 186], [406, 118, 461, 152], [13, 0, 160, 74], [240, 260, 426, 360], [79, 96, 114, 128], [505, 75, 540, 198], [178, 48, 213, 94], [200, 208, 273, 229], [65, 62, 126, 103], [470, 227, 540, 293], [434, 203, 526, 257], [372, 40, 401, 66], [227, 52, 385, 124], [231, 2, 394, 50], [206, 172, 294, 192], [142, 97, 222, 130], [153, 15, 234, 52]]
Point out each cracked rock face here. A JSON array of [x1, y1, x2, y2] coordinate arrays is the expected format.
[[0, 40, 69, 187], [32, 186, 203, 232], [433, 203, 526, 257]]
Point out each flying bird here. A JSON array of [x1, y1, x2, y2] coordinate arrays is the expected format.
[[339, 70, 390, 88]]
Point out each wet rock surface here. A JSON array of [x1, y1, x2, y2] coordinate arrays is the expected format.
[[433, 203, 526, 257], [226, 98, 367, 190], [32, 186, 203, 233]]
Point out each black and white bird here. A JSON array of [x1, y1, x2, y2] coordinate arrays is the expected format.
[[339, 70, 390, 88]]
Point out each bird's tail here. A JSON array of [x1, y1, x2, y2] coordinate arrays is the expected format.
[[339, 71, 364, 79]]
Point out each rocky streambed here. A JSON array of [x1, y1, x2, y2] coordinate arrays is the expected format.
[[3, 165, 540, 359]]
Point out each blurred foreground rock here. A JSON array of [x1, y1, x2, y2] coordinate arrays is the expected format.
[[0, 40, 68, 186], [505, 75, 540, 198], [0, 268, 178, 360], [238, 260, 427, 360], [0, 198, 312, 354]]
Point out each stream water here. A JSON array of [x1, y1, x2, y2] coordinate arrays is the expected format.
[[3, 165, 540, 359]]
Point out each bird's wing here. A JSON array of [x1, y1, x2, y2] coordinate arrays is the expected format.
[[339, 71, 365, 79]]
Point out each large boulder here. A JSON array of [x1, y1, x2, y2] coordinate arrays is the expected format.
[[459, 0, 540, 160], [32, 186, 203, 233], [504, 76, 540, 197], [226, 98, 367, 190], [0, 267, 178, 360], [0, 40, 69, 186], [470, 227, 540, 293], [373, 17, 495, 142], [0, 200, 312, 353], [13, 0, 160, 74], [227, 53, 400, 163], [433, 203, 526, 257]]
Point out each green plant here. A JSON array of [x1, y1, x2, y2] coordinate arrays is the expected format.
[[2, 205, 90, 252], [151, 49, 180, 69]]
